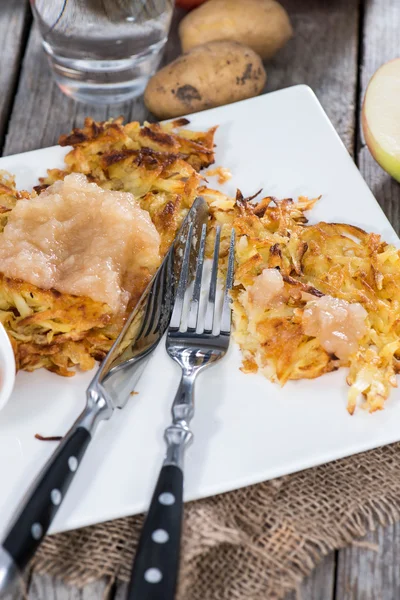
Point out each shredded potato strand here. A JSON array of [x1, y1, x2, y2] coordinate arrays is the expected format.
[[0, 117, 398, 415], [205, 189, 400, 414], [0, 118, 216, 376]]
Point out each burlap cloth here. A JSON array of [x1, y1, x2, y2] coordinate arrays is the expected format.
[[29, 441, 400, 599]]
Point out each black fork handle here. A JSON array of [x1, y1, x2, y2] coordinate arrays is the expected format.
[[127, 465, 184, 600]]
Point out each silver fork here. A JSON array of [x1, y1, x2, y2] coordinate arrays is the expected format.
[[127, 224, 235, 600]]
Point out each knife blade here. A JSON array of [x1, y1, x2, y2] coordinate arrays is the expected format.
[[0, 196, 209, 595]]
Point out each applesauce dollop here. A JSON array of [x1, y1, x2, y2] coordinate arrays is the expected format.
[[248, 268, 284, 307], [302, 295, 367, 360], [0, 173, 161, 313]]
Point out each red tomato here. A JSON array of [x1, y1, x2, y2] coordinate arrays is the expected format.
[[176, 0, 208, 9]]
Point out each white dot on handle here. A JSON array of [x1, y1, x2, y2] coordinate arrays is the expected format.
[[51, 489, 62, 506], [31, 523, 43, 540], [126, 16, 135, 21], [158, 492, 175, 506], [144, 568, 162, 584], [68, 456, 78, 472], [152, 529, 169, 544]]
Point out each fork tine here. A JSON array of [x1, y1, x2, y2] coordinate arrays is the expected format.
[[204, 226, 221, 334], [220, 229, 235, 335], [169, 223, 194, 331], [187, 223, 207, 332], [139, 249, 171, 338]]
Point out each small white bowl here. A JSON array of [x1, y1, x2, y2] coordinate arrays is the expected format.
[[0, 323, 16, 410]]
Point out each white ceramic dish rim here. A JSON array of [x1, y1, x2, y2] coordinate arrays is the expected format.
[[0, 324, 16, 411]]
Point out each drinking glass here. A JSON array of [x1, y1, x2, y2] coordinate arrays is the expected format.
[[30, 0, 174, 105]]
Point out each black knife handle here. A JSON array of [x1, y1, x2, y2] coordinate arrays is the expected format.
[[2, 427, 91, 572], [127, 464, 184, 600]]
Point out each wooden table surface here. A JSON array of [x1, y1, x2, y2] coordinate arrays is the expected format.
[[1, 0, 400, 598]]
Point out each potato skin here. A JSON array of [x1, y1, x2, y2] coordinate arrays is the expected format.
[[144, 41, 266, 120], [179, 0, 293, 60]]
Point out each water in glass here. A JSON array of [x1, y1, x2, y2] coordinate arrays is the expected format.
[[31, 0, 174, 105]]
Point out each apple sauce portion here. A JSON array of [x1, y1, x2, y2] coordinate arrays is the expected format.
[[0, 173, 161, 313]]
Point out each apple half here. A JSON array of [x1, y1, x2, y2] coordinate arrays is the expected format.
[[362, 58, 400, 182]]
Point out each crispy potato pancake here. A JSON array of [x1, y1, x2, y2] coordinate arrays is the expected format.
[[1, 117, 399, 415], [39, 117, 216, 254], [0, 118, 216, 376], [0, 274, 117, 376], [0, 171, 30, 233], [204, 188, 400, 413]]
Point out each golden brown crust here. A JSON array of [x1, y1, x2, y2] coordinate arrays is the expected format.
[[39, 117, 216, 255], [6, 115, 396, 415], [0, 118, 217, 377], [205, 187, 400, 413], [50, 117, 216, 180], [0, 274, 115, 376]]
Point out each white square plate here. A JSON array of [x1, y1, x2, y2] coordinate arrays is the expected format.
[[0, 85, 399, 537]]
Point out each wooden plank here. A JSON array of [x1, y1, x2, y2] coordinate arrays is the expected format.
[[0, 573, 31, 600], [336, 0, 400, 594], [356, 0, 400, 234], [336, 524, 400, 599], [0, 574, 111, 600], [0, 0, 31, 151], [285, 554, 336, 600], [269, 0, 360, 154], [28, 574, 112, 599]]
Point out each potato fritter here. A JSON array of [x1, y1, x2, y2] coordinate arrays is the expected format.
[[39, 117, 216, 254], [0, 118, 216, 376], [0, 274, 117, 376], [2, 116, 398, 415], [0, 170, 30, 232], [205, 188, 400, 414]]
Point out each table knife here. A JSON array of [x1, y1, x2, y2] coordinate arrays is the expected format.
[[0, 197, 209, 596]]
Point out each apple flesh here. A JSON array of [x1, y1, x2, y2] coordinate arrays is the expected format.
[[362, 58, 400, 182]]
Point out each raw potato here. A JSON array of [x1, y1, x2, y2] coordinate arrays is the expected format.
[[144, 41, 266, 120], [179, 0, 293, 60]]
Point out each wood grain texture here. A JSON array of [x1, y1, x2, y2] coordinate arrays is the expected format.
[[0, 575, 31, 600], [268, 0, 359, 154], [28, 574, 111, 599], [0, 0, 31, 151], [336, 524, 400, 600], [356, 0, 400, 234], [285, 554, 336, 600]]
